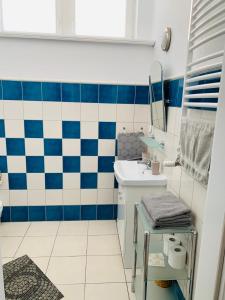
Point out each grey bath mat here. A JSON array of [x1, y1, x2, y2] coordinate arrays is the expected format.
[[3, 255, 63, 300]]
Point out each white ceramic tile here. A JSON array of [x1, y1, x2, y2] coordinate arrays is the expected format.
[[180, 170, 194, 208], [43, 120, 62, 138], [0, 237, 23, 257], [0, 173, 9, 190], [88, 221, 117, 235], [133, 123, 148, 135], [80, 156, 98, 172], [25, 139, 44, 156], [57, 284, 84, 300], [24, 101, 43, 120], [99, 104, 117, 121], [52, 236, 87, 256], [62, 102, 81, 121], [134, 105, 149, 123], [174, 108, 182, 137], [81, 189, 97, 204], [127, 282, 136, 300], [116, 123, 134, 136], [63, 173, 80, 189], [81, 103, 98, 121], [0, 190, 10, 206], [10, 190, 28, 206], [0, 102, 4, 119], [32, 257, 50, 274], [97, 189, 114, 204], [81, 122, 98, 139], [125, 268, 132, 283], [47, 256, 86, 284], [98, 173, 114, 188], [4, 100, 23, 119], [86, 255, 125, 283], [113, 189, 118, 204], [2, 257, 13, 264], [16, 236, 55, 257], [117, 104, 134, 122], [62, 139, 80, 156], [27, 190, 46, 206], [192, 180, 207, 222], [46, 190, 63, 205], [0, 222, 30, 237], [63, 189, 80, 205], [98, 140, 115, 156], [26, 221, 59, 237], [167, 107, 177, 134], [169, 167, 182, 196], [27, 174, 45, 190], [58, 221, 88, 236], [87, 235, 120, 255], [5, 120, 24, 137], [0, 138, 6, 155], [85, 283, 129, 300], [43, 102, 62, 120], [44, 156, 63, 173], [7, 156, 26, 173]]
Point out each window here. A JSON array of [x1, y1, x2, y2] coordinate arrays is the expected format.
[[1, 0, 56, 33], [75, 0, 127, 38], [0, 0, 136, 40]]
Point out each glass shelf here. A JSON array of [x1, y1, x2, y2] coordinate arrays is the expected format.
[[140, 136, 165, 152]]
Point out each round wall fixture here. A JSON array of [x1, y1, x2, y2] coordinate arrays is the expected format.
[[161, 27, 172, 52]]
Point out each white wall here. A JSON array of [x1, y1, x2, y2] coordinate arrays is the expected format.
[[151, 0, 192, 79], [0, 37, 154, 85]]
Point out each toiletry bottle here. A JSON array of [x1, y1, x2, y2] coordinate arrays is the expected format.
[[152, 155, 160, 175]]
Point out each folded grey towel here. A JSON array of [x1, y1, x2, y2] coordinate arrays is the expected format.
[[141, 192, 192, 229], [117, 132, 147, 160]]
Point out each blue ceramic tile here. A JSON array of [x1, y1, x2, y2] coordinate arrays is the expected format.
[[81, 84, 98, 103], [46, 205, 63, 221], [176, 79, 184, 107], [8, 173, 27, 190], [62, 83, 80, 102], [135, 86, 149, 104], [117, 85, 135, 104], [24, 120, 43, 138], [11, 206, 28, 222], [99, 122, 116, 139], [81, 173, 97, 189], [113, 204, 118, 219], [42, 82, 61, 102], [26, 156, 44, 173], [2, 80, 22, 100], [63, 156, 80, 173], [6, 138, 25, 156], [81, 205, 97, 220], [97, 205, 114, 220], [45, 173, 63, 189], [44, 139, 62, 156], [22, 81, 42, 101], [64, 205, 81, 220], [0, 120, 5, 137], [1, 207, 10, 222], [62, 121, 80, 139], [99, 85, 117, 103], [98, 156, 114, 172], [29, 206, 45, 221], [0, 156, 7, 172], [81, 139, 98, 156]]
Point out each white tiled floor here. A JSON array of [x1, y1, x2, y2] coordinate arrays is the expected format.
[[0, 220, 133, 300]]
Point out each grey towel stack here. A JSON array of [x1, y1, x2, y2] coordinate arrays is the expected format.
[[141, 192, 192, 229]]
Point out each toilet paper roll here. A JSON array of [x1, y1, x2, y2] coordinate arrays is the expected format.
[[163, 234, 180, 256], [168, 245, 187, 270]]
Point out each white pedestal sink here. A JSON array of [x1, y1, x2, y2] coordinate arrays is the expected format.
[[114, 160, 167, 268]]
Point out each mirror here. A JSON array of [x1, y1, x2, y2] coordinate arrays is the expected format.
[[149, 61, 166, 132]]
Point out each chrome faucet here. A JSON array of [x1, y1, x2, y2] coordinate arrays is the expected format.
[[137, 160, 151, 170]]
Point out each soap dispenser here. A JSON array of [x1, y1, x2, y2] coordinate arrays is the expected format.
[[151, 155, 160, 175]]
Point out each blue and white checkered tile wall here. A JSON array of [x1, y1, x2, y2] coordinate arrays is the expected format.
[[0, 79, 183, 222]]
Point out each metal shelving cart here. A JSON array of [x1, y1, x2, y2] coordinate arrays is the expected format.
[[131, 203, 197, 300]]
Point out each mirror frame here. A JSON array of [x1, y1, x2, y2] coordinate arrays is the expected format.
[[149, 61, 167, 132]]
